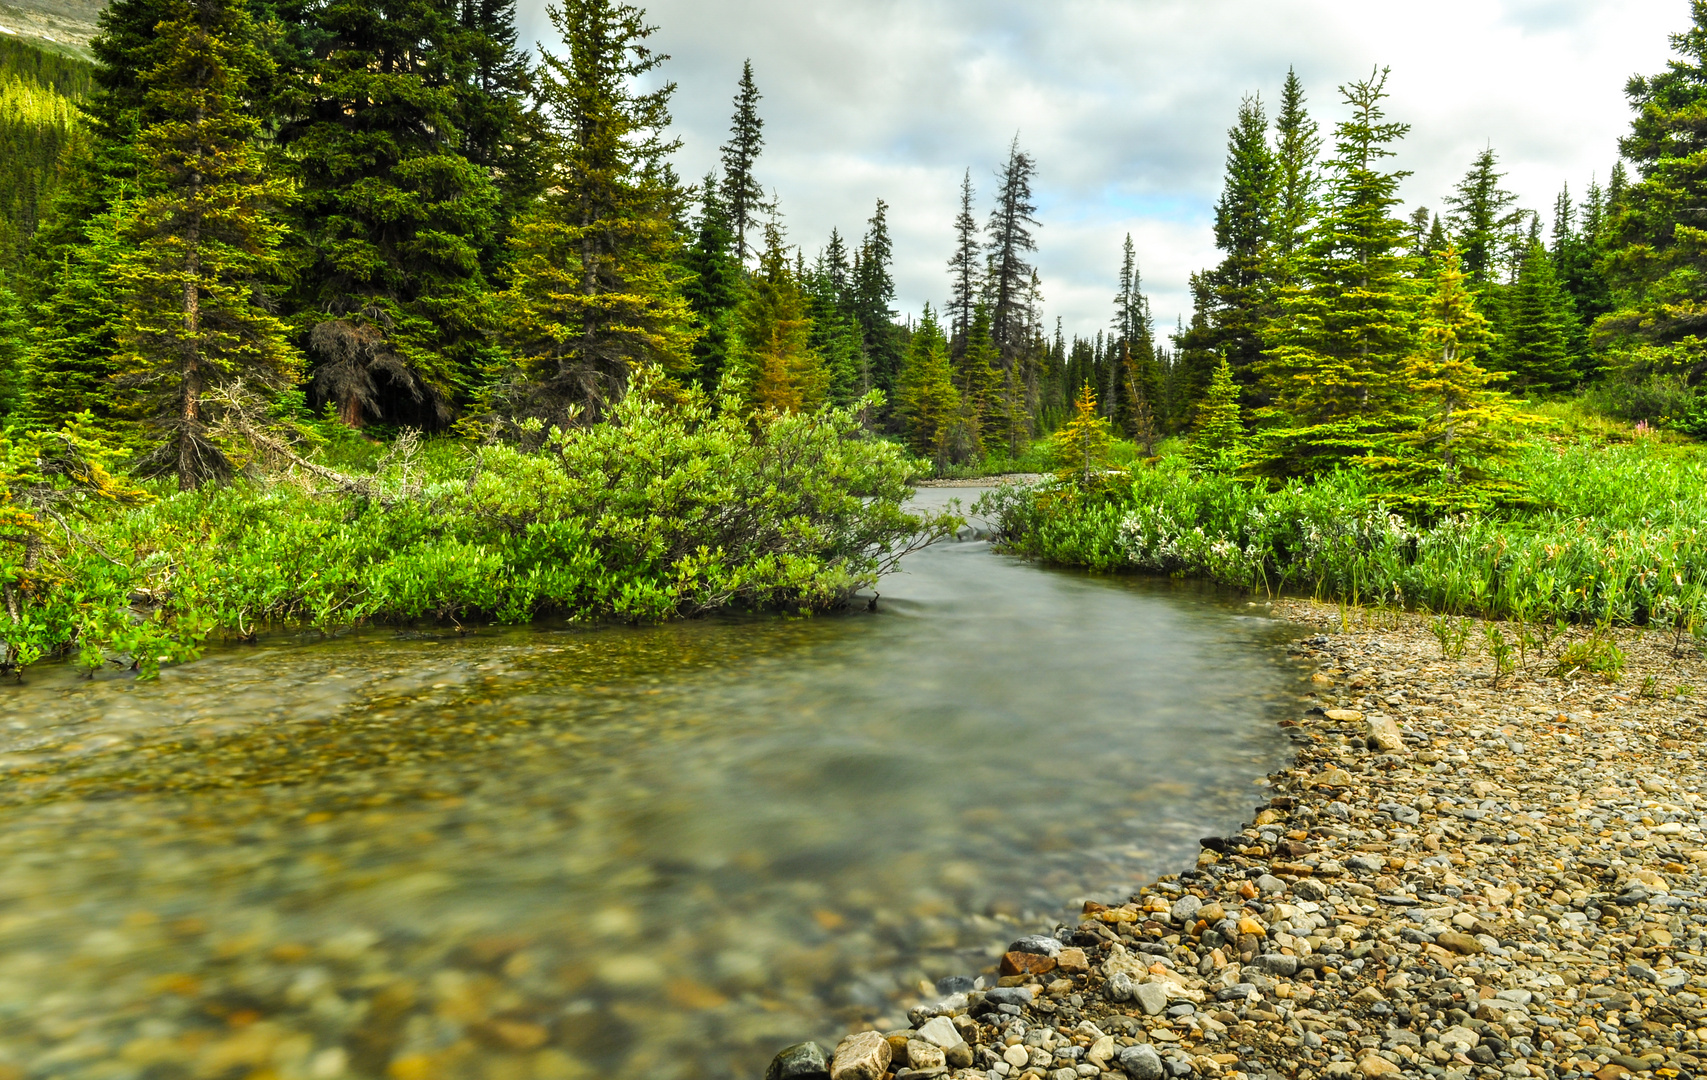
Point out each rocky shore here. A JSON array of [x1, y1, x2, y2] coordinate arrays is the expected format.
[[772, 601, 1707, 1080]]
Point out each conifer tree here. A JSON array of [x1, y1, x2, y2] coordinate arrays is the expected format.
[[804, 232, 866, 404], [853, 200, 902, 393], [1255, 67, 1418, 478], [1397, 243, 1517, 490], [1271, 68, 1321, 272], [736, 223, 824, 412], [1169, 273, 1219, 426], [683, 175, 743, 391], [494, 0, 694, 428], [945, 169, 981, 351], [455, 0, 548, 278], [1505, 223, 1580, 390], [894, 305, 961, 467], [0, 280, 25, 420], [1206, 94, 1278, 398], [1445, 149, 1522, 288], [18, 204, 129, 433], [1599, 4, 1707, 351], [280, 0, 513, 428], [115, 0, 299, 489], [986, 137, 1040, 364], [720, 60, 769, 264], [1050, 382, 1111, 486], [1188, 355, 1245, 473], [952, 301, 1002, 454]]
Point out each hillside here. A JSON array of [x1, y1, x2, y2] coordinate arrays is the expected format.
[[0, 0, 100, 54]]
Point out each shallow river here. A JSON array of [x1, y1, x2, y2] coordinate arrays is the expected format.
[[0, 488, 1306, 1080]]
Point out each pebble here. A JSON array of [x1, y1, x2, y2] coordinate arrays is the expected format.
[[767, 601, 1707, 1080]]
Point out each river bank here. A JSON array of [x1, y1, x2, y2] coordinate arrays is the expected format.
[[792, 599, 1707, 1080]]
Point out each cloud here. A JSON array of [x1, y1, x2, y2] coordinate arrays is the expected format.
[[519, 0, 1682, 339]]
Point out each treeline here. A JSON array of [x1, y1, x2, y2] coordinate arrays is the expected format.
[[0, 37, 90, 268], [0, 0, 1008, 490]]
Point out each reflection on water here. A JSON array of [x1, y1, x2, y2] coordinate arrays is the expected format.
[[0, 489, 1305, 1080]]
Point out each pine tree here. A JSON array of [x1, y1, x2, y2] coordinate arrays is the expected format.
[[1206, 94, 1278, 399], [1444, 148, 1523, 287], [683, 175, 743, 392], [1271, 68, 1321, 273], [1552, 179, 1612, 349], [1255, 67, 1418, 479], [1396, 243, 1518, 493], [804, 232, 866, 404], [0, 279, 25, 420], [986, 137, 1040, 364], [19, 204, 129, 433], [1600, 4, 1707, 351], [945, 169, 981, 351], [1188, 355, 1245, 473], [1505, 223, 1580, 390], [735, 223, 824, 412], [953, 301, 1002, 455], [280, 0, 505, 428], [491, 0, 694, 427], [1050, 382, 1111, 486], [719, 59, 769, 264], [894, 305, 961, 467], [455, 0, 547, 279], [1169, 273, 1219, 427], [115, 0, 300, 489], [853, 199, 901, 393]]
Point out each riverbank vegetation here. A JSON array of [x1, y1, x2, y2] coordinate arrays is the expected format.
[[982, 8, 1707, 646]]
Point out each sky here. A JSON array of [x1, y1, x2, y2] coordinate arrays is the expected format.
[[519, 0, 1686, 343]]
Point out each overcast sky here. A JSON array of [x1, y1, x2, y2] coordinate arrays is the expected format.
[[520, 0, 1684, 343]]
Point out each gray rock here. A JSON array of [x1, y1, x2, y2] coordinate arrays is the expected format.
[[1133, 982, 1169, 1015], [1010, 934, 1064, 957], [1378, 802, 1421, 825], [1120, 1044, 1165, 1080], [934, 975, 976, 995], [1171, 894, 1203, 924], [915, 1015, 962, 1049], [1216, 983, 1258, 1002], [1348, 854, 1387, 873], [1106, 972, 1135, 1002], [1256, 874, 1286, 895], [1251, 953, 1298, 977], [766, 1041, 829, 1080], [984, 985, 1036, 1008], [1292, 878, 1329, 901]]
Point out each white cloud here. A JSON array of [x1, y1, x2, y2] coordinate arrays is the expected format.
[[519, 0, 1683, 338]]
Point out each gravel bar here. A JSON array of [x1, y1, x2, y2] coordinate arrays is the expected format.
[[775, 601, 1707, 1080]]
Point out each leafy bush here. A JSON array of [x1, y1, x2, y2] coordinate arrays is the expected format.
[[0, 379, 956, 679]]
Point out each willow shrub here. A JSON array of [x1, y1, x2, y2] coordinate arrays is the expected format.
[[2, 380, 955, 678], [980, 438, 1707, 632]]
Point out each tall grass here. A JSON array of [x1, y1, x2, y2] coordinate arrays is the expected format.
[[981, 437, 1707, 633]]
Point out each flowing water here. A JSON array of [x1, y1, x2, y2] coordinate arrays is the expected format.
[[0, 488, 1306, 1080]]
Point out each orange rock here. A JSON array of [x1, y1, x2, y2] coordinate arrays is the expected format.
[[1000, 951, 1057, 977], [1056, 947, 1089, 974]]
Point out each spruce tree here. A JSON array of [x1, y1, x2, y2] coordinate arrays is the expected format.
[[683, 175, 743, 392], [719, 60, 769, 264], [279, 0, 505, 428], [1271, 68, 1321, 273], [736, 223, 824, 412], [804, 232, 866, 404], [455, 0, 547, 278], [1505, 224, 1580, 390], [853, 200, 901, 393], [1169, 273, 1219, 426], [945, 169, 981, 351], [1600, 4, 1707, 350], [953, 301, 1002, 455], [1188, 355, 1245, 473], [491, 0, 694, 427], [0, 279, 25, 421], [893, 305, 960, 467], [986, 137, 1040, 364], [19, 204, 129, 434], [1255, 67, 1418, 479], [1444, 148, 1522, 287], [1396, 243, 1517, 494], [1050, 382, 1111, 486], [115, 0, 300, 489], [1206, 94, 1278, 400]]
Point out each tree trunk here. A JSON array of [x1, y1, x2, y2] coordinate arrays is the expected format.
[[179, 141, 205, 492]]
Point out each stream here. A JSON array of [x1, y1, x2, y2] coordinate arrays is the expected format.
[[0, 488, 1307, 1080]]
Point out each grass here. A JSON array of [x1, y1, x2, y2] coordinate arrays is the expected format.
[[979, 428, 1707, 645]]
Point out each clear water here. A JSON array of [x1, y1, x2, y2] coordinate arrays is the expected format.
[[0, 489, 1305, 1080]]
